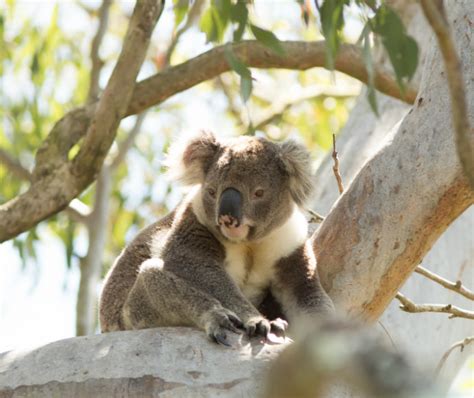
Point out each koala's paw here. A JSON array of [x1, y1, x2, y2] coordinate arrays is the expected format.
[[244, 316, 272, 338], [270, 317, 288, 338], [205, 308, 244, 347]]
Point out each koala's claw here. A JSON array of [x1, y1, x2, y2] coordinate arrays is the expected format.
[[213, 331, 232, 346], [245, 316, 271, 338], [206, 308, 244, 346], [270, 318, 288, 338]]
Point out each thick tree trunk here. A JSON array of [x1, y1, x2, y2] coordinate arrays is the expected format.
[[312, 0, 473, 381]]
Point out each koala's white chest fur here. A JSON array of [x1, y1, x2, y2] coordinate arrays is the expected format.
[[223, 207, 308, 304]]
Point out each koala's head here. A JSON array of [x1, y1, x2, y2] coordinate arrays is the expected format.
[[167, 132, 313, 243]]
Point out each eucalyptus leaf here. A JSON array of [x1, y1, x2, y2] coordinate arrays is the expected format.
[[230, 0, 248, 41], [319, 0, 348, 69], [249, 24, 284, 56], [370, 5, 419, 91], [224, 47, 253, 102], [173, 0, 190, 28], [240, 75, 253, 103]]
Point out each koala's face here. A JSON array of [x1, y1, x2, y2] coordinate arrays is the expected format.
[[201, 138, 293, 242], [168, 132, 314, 243]]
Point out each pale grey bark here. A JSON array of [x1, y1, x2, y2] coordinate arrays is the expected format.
[[0, 328, 288, 398]]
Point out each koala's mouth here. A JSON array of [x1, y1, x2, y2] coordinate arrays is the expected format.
[[218, 214, 250, 241]]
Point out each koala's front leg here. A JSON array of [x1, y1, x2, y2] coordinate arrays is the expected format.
[[167, 255, 274, 339], [124, 259, 244, 346], [272, 242, 335, 331]]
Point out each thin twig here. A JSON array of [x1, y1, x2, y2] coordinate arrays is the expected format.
[[88, 0, 113, 102], [306, 208, 325, 223], [0, 149, 32, 181], [109, 112, 147, 171], [420, 0, 473, 189], [415, 265, 474, 301], [436, 336, 474, 375], [395, 292, 474, 320], [332, 134, 344, 194], [253, 92, 354, 133]]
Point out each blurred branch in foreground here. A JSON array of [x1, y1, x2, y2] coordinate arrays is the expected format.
[[265, 319, 437, 398]]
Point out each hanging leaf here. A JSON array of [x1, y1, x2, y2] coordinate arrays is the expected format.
[[370, 5, 419, 91], [173, 0, 190, 28], [249, 24, 284, 56], [318, 0, 349, 69], [199, 0, 231, 43], [358, 23, 378, 115], [230, 0, 248, 41], [240, 75, 253, 103], [224, 47, 253, 103]]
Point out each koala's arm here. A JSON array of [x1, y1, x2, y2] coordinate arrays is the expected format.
[[162, 207, 263, 324], [272, 241, 335, 324]]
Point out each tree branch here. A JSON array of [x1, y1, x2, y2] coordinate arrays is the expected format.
[[72, 0, 162, 181], [395, 292, 474, 320], [415, 265, 474, 301], [436, 336, 474, 375], [127, 40, 418, 117], [420, 0, 474, 189], [0, 0, 163, 243], [88, 0, 113, 102]]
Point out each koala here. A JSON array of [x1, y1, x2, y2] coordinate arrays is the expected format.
[[99, 132, 334, 346]]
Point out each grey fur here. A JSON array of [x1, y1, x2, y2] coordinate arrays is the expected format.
[[99, 132, 333, 344]]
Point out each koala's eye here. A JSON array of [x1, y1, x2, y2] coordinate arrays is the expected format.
[[207, 188, 216, 198], [254, 189, 265, 198]]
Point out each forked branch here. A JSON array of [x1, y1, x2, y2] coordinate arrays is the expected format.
[[415, 265, 474, 301], [395, 292, 474, 320]]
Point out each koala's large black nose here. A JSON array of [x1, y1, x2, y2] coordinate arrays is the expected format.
[[218, 188, 242, 228]]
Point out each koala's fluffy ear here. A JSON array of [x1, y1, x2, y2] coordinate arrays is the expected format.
[[279, 140, 314, 206], [165, 131, 221, 185]]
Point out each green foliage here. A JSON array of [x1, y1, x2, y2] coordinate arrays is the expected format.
[[230, 0, 248, 41], [369, 5, 419, 90], [224, 47, 252, 102], [358, 23, 378, 114], [249, 24, 284, 56], [318, 0, 350, 69], [316, 0, 418, 111], [173, 0, 190, 28], [199, 0, 285, 103]]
